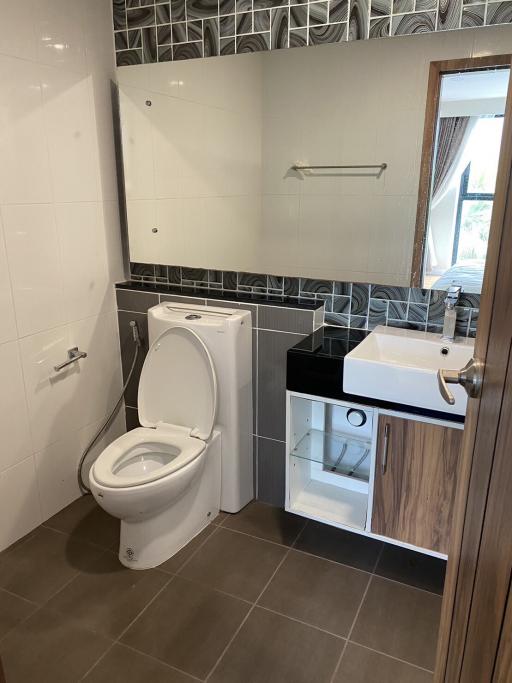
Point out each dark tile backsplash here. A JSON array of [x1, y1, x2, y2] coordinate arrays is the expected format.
[[128, 262, 479, 337], [113, 0, 512, 65]]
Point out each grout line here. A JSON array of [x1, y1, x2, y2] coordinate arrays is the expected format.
[[256, 604, 345, 640], [345, 639, 436, 674], [79, 643, 116, 681], [204, 545, 294, 681], [111, 573, 177, 644], [38, 547, 115, 606], [371, 543, 385, 574], [117, 642, 205, 681], [328, 573, 373, 683], [217, 523, 444, 596], [39, 521, 114, 552], [169, 524, 222, 575], [168, 574, 254, 607], [214, 522, 301, 550]]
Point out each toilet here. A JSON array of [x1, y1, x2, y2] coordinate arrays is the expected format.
[[89, 302, 253, 569]]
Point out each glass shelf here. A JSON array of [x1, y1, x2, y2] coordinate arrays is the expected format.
[[291, 429, 371, 482]]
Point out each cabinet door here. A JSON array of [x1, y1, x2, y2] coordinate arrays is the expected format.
[[371, 414, 463, 554]]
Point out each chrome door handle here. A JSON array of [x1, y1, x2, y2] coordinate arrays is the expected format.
[[437, 358, 483, 405], [381, 423, 390, 475]]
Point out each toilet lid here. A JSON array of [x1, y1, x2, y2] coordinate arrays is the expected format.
[[138, 326, 217, 441]]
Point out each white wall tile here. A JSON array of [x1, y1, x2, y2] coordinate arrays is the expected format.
[[0, 55, 52, 205], [0, 342, 32, 472], [2, 203, 65, 338], [19, 311, 122, 454], [0, 0, 124, 551], [82, 0, 116, 77], [35, 408, 125, 521], [56, 202, 111, 322], [40, 65, 100, 203], [0, 0, 38, 61], [33, 0, 87, 74], [0, 457, 42, 550], [0, 215, 17, 345]]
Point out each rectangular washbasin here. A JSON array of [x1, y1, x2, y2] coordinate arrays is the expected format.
[[343, 325, 475, 416]]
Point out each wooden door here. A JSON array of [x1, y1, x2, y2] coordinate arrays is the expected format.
[[372, 415, 462, 554], [435, 59, 512, 682]]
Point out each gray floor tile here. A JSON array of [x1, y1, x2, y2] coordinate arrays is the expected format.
[[45, 551, 169, 639], [0, 608, 111, 683], [180, 527, 286, 601], [44, 495, 120, 550], [0, 589, 37, 639], [0, 526, 104, 603], [294, 521, 383, 572], [375, 544, 446, 595], [83, 644, 196, 682], [334, 642, 433, 682], [121, 576, 250, 679], [222, 500, 305, 546], [351, 576, 441, 670], [259, 549, 368, 636], [209, 606, 343, 683], [159, 525, 217, 574]]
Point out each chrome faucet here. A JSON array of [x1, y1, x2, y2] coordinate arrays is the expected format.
[[441, 286, 462, 342]]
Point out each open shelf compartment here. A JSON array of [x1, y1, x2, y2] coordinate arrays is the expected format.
[[287, 393, 376, 531]]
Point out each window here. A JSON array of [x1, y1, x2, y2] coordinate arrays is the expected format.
[[452, 116, 503, 265]]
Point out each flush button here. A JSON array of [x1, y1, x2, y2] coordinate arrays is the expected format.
[[347, 409, 367, 427], [186, 314, 201, 320]]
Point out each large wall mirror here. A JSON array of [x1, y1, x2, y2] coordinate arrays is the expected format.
[[117, 29, 510, 294]]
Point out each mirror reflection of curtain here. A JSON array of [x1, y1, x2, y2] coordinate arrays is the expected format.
[[427, 115, 476, 270], [432, 116, 474, 200]]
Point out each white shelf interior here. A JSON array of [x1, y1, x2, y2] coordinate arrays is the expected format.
[[289, 454, 369, 530]]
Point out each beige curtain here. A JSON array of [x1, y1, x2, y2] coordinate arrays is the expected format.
[[432, 116, 472, 199]]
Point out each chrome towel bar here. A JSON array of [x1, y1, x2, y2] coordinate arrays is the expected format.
[[54, 347, 88, 372], [291, 163, 387, 177]]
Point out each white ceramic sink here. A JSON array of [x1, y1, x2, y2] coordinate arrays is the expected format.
[[343, 325, 475, 416]]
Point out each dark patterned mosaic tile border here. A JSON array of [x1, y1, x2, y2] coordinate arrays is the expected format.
[[113, 0, 512, 64], [129, 262, 479, 337]]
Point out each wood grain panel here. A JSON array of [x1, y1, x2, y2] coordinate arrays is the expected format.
[[493, 584, 512, 682], [372, 415, 462, 554], [435, 58, 512, 683]]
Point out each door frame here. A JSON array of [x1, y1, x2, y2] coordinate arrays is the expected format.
[[410, 53, 512, 288], [435, 59, 512, 681]]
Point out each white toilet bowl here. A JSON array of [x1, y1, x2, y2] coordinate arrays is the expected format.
[[90, 319, 222, 569], [89, 426, 207, 519]]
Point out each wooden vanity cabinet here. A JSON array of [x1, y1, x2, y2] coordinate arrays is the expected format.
[[371, 414, 463, 554]]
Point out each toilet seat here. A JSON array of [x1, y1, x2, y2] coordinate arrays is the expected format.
[[92, 324, 217, 490], [92, 426, 206, 489]]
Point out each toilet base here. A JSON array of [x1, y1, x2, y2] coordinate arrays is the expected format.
[[118, 432, 221, 569]]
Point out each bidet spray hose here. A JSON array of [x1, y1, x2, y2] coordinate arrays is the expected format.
[[77, 320, 142, 495]]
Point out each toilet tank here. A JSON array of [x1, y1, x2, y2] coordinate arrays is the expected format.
[[147, 301, 253, 513]]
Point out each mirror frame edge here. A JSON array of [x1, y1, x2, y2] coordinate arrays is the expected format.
[[410, 53, 512, 289]]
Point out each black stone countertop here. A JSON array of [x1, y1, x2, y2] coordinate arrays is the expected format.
[[287, 326, 464, 424], [116, 281, 322, 310]]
